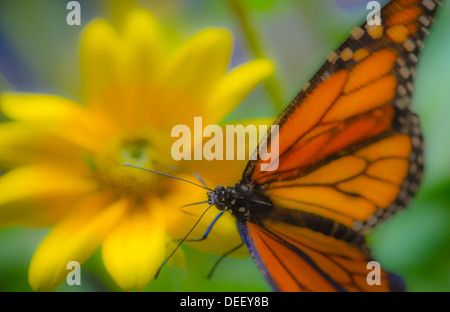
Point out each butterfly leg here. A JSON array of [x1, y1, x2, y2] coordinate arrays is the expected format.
[[185, 210, 225, 242], [207, 243, 245, 279]]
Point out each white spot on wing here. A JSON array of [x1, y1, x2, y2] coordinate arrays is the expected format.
[[403, 39, 416, 52], [302, 81, 311, 91], [350, 27, 365, 40], [397, 57, 406, 66], [399, 67, 410, 79], [423, 0, 436, 11], [406, 82, 414, 92], [409, 53, 418, 63], [419, 15, 431, 27], [327, 51, 339, 63], [416, 39, 425, 49], [398, 85, 407, 96], [421, 26, 430, 35]]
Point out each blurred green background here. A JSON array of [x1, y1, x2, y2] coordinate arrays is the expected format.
[[0, 0, 449, 291]]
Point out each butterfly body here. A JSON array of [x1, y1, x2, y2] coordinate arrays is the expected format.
[[207, 183, 273, 220]]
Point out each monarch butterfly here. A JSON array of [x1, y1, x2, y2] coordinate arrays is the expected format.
[[200, 0, 442, 292]]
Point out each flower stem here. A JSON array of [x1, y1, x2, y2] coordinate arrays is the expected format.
[[227, 0, 285, 113]]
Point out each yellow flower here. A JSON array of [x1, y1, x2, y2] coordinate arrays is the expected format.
[[0, 10, 274, 291]]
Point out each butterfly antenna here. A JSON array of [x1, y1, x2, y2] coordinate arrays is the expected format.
[[191, 172, 210, 190], [155, 203, 214, 279], [124, 163, 212, 191]]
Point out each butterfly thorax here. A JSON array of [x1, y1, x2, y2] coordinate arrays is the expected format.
[[208, 183, 273, 220]]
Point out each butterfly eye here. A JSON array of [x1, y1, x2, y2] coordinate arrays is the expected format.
[[214, 185, 226, 193], [240, 185, 250, 192]]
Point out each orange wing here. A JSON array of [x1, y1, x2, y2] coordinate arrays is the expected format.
[[238, 218, 405, 292], [244, 0, 440, 233], [234, 0, 442, 292]]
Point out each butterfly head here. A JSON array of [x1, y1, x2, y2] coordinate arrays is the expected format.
[[207, 183, 273, 219], [208, 185, 243, 211]]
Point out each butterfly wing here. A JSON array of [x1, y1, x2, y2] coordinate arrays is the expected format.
[[245, 0, 440, 234], [238, 218, 405, 292], [237, 0, 442, 292]]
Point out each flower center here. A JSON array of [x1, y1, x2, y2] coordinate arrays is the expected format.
[[92, 130, 173, 198]]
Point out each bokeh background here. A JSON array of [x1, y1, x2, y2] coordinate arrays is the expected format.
[[0, 0, 449, 291]]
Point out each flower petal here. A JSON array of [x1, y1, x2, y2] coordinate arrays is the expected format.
[[102, 199, 166, 290], [0, 165, 98, 227], [0, 122, 83, 170], [207, 59, 275, 122], [80, 18, 121, 105], [162, 28, 232, 102], [113, 10, 165, 129], [81, 12, 165, 129], [0, 93, 112, 151], [122, 9, 164, 83], [80, 18, 129, 127], [28, 196, 127, 291], [1, 93, 82, 122]]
